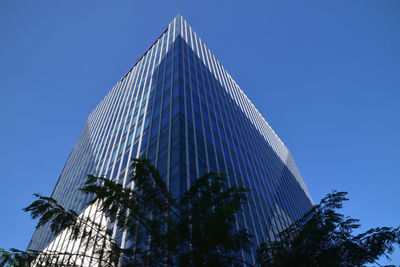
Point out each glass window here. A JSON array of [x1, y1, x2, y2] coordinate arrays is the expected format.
[[161, 112, 169, 128]]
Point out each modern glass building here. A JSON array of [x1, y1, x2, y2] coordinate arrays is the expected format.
[[28, 14, 313, 265]]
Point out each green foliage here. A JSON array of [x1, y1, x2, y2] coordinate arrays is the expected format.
[[81, 159, 252, 266], [257, 191, 400, 267], [1, 159, 251, 266], [2, 159, 399, 266], [0, 248, 35, 267], [23, 194, 78, 236], [174, 172, 251, 266]]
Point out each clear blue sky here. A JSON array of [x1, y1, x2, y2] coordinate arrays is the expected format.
[[1, 0, 399, 264]]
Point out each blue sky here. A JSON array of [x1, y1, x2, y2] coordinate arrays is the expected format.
[[1, 0, 399, 264]]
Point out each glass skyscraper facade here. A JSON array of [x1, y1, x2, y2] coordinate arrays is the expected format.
[[28, 15, 313, 264]]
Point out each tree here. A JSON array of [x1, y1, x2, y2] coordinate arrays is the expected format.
[[1, 159, 252, 266], [257, 191, 400, 267], [2, 159, 400, 266]]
